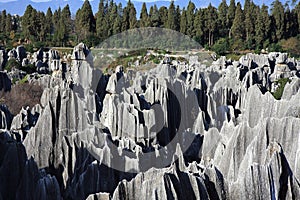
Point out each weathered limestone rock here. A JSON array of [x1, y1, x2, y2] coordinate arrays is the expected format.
[[0, 105, 13, 130], [0, 71, 11, 91], [0, 131, 61, 200], [0, 49, 6, 70], [1, 44, 300, 199], [16, 45, 27, 62]]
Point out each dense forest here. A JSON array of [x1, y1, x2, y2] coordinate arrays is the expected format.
[[1, 0, 300, 56]]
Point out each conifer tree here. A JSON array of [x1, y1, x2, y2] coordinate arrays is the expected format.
[[158, 6, 168, 28], [96, 0, 107, 40], [244, 0, 257, 48], [218, 0, 228, 36], [204, 4, 218, 46], [180, 8, 187, 34], [227, 0, 236, 38], [186, 1, 195, 37], [128, 0, 137, 29], [194, 8, 204, 44], [79, 0, 96, 38], [1, 10, 7, 33], [231, 2, 245, 42], [140, 2, 149, 27], [255, 4, 271, 49], [22, 5, 34, 39], [5, 13, 12, 34], [149, 5, 160, 27], [271, 0, 285, 41], [166, 1, 177, 30], [45, 8, 53, 39]]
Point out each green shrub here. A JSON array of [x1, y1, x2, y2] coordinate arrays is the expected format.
[[12, 78, 18, 84], [19, 75, 29, 84], [268, 43, 283, 52], [4, 59, 20, 71], [272, 78, 291, 100], [212, 38, 230, 56], [20, 64, 36, 74]]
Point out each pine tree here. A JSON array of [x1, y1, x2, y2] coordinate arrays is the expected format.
[[79, 0, 96, 38], [75, 8, 81, 42], [227, 0, 236, 38], [186, 1, 195, 37], [166, 0, 177, 30], [96, 0, 108, 40], [231, 2, 245, 45], [113, 12, 121, 35], [22, 5, 34, 39], [53, 8, 62, 45], [36, 11, 47, 42], [140, 2, 149, 27], [244, 0, 257, 48], [295, 2, 300, 33], [121, 5, 129, 31], [107, 1, 117, 36], [194, 8, 204, 44], [0, 12, 2, 33], [45, 8, 53, 40], [30, 8, 38, 39], [158, 6, 168, 28], [112, 3, 122, 35], [128, 0, 137, 29], [255, 5, 271, 49], [284, 4, 298, 38], [54, 5, 72, 46], [5, 13, 12, 34], [271, 0, 285, 41], [175, 5, 180, 31], [180, 8, 187, 34], [149, 5, 160, 27], [218, 0, 228, 36], [1, 10, 7, 33], [204, 4, 218, 46]]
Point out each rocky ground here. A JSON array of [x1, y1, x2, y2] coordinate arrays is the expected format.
[[0, 43, 300, 200]]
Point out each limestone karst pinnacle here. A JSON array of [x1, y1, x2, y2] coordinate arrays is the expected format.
[[0, 43, 299, 199]]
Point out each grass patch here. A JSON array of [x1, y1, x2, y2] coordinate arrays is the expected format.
[[225, 53, 243, 61], [272, 78, 291, 100]]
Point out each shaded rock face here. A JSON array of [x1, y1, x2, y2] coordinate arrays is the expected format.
[[0, 45, 299, 200], [0, 132, 61, 200], [0, 71, 11, 92], [0, 49, 6, 70]]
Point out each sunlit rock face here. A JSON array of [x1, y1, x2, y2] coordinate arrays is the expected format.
[[0, 44, 299, 200]]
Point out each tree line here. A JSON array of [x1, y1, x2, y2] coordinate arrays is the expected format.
[[1, 0, 300, 54]]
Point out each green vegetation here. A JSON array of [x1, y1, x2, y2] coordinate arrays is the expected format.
[[1, 0, 300, 56], [20, 64, 36, 74], [272, 78, 291, 100], [4, 59, 36, 74], [4, 59, 20, 71], [212, 38, 230, 56], [19, 75, 29, 84]]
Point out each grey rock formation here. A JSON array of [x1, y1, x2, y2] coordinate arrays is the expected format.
[[0, 45, 299, 199], [8, 48, 17, 60], [0, 71, 11, 91], [0, 105, 13, 130], [72, 43, 93, 65], [16, 45, 27, 62], [0, 131, 61, 200], [0, 49, 6, 70]]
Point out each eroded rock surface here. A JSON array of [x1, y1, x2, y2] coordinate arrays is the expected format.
[[0, 46, 299, 199]]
